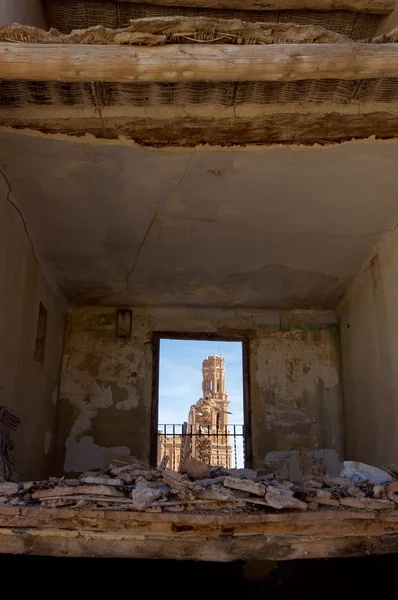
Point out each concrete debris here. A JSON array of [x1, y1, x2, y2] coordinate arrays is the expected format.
[[265, 488, 307, 511], [339, 497, 395, 510], [79, 476, 123, 486], [131, 486, 163, 510], [340, 461, 392, 485], [315, 497, 340, 507], [387, 481, 398, 494], [372, 485, 385, 499], [0, 482, 19, 496], [0, 456, 397, 515], [197, 485, 234, 501], [226, 468, 258, 480], [224, 477, 266, 496], [182, 457, 212, 480]]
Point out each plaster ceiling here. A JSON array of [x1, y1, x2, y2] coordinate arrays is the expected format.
[[2, 130, 398, 309]]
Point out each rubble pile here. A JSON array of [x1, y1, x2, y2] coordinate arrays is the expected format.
[[0, 457, 397, 514]]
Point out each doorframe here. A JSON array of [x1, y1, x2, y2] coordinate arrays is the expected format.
[[150, 331, 253, 469]]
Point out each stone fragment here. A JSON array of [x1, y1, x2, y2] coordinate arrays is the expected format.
[[183, 458, 212, 480], [265, 489, 307, 511], [339, 497, 395, 510], [316, 497, 340, 507], [193, 477, 225, 488], [79, 476, 124, 486], [373, 485, 385, 499], [303, 479, 323, 489], [131, 487, 163, 510], [306, 475, 352, 487], [163, 505, 185, 512], [271, 482, 295, 497], [230, 489, 250, 498], [346, 485, 364, 497], [198, 485, 234, 501], [316, 490, 332, 499], [135, 479, 169, 496], [387, 492, 398, 505], [0, 482, 19, 496], [387, 481, 398, 494], [224, 477, 266, 496], [32, 485, 125, 500], [226, 468, 258, 480], [0, 497, 8, 503], [79, 470, 107, 479], [307, 501, 319, 511]]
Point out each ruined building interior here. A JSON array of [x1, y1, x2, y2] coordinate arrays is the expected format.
[[1, 0, 398, 563]]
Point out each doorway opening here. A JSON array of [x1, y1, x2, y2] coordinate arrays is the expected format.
[[151, 334, 251, 470]]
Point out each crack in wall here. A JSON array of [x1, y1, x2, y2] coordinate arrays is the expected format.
[[0, 166, 39, 263]]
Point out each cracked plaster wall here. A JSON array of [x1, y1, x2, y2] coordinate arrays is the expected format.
[[57, 306, 344, 479], [0, 173, 66, 480], [339, 223, 398, 467]]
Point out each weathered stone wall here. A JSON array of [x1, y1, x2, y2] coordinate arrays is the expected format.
[[0, 172, 66, 480], [339, 223, 398, 467], [56, 307, 344, 478]]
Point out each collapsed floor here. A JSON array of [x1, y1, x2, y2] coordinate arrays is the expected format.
[[1, 457, 398, 514]]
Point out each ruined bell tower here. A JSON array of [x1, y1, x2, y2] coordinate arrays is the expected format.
[[202, 354, 226, 398], [201, 354, 229, 431]]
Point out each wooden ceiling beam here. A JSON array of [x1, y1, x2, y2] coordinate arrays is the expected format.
[[116, 0, 395, 15], [1, 42, 398, 83]]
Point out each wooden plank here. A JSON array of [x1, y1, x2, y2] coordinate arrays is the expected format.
[[2, 109, 398, 145], [0, 526, 398, 561], [116, 0, 395, 15], [1, 43, 398, 83], [0, 506, 397, 536]]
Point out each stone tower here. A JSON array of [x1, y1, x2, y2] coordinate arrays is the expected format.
[[187, 354, 231, 467], [201, 354, 229, 431], [158, 354, 232, 470]]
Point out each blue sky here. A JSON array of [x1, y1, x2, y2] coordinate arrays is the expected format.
[[158, 339, 244, 466]]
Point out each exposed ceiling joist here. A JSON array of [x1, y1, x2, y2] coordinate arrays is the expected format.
[[115, 0, 395, 14], [1, 42, 398, 83]]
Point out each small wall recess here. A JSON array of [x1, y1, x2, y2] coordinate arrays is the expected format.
[[116, 309, 132, 339]]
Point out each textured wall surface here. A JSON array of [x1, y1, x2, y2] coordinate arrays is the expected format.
[[0, 173, 66, 480], [2, 131, 398, 310], [339, 224, 398, 467], [57, 307, 344, 478], [0, 0, 46, 27]]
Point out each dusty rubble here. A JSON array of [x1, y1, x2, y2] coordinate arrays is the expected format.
[[0, 457, 397, 514]]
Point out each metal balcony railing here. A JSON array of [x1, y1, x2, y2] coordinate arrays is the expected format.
[[157, 423, 244, 471]]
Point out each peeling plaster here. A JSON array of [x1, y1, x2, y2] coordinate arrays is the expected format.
[[65, 434, 131, 473], [253, 328, 343, 470], [60, 312, 146, 473], [57, 306, 344, 476], [265, 449, 342, 481]]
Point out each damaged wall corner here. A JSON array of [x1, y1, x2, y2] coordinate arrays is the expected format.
[[0, 169, 66, 480], [338, 222, 398, 467]]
